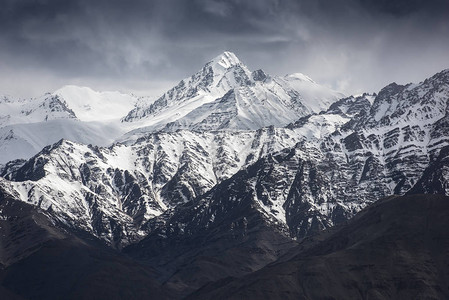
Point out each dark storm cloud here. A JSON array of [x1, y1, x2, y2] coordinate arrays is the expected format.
[[1, 0, 449, 97], [358, 0, 448, 16]]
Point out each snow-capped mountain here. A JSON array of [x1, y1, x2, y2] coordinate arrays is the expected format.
[[0, 93, 76, 127], [0, 52, 342, 165], [122, 51, 343, 134], [0, 128, 303, 247], [1, 68, 449, 249], [0, 86, 139, 165], [0, 86, 137, 127]]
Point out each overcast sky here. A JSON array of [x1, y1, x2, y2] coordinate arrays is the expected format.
[[1, 0, 449, 98]]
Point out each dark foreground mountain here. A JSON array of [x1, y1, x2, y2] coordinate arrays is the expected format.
[[0, 189, 170, 300], [0, 184, 296, 299], [3, 191, 448, 299], [189, 194, 449, 300]]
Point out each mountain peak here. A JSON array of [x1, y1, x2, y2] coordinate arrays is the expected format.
[[209, 51, 241, 69], [122, 51, 343, 128]]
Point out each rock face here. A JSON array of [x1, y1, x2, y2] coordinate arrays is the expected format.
[[1, 54, 449, 298], [0, 128, 304, 248], [188, 194, 449, 300]]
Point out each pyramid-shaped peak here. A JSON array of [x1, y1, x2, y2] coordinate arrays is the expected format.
[[210, 51, 241, 69]]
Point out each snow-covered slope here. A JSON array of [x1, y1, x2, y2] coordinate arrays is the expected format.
[[0, 93, 76, 127], [0, 128, 303, 247], [276, 73, 340, 113], [122, 52, 253, 125], [0, 87, 137, 126], [0, 120, 123, 165], [122, 51, 343, 133], [54, 85, 137, 122], [0, 87, 139, 165]]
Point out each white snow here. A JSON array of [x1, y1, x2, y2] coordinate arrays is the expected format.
[[293, 114, 350, 140], [54, 85, 137, 122], [121, 51, 344, 135], [274, 75, 345, 114], [210, 51, 241, 70], [0, 86, 142, 164]]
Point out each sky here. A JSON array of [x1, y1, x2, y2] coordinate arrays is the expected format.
[[1, 0, 449, 98]]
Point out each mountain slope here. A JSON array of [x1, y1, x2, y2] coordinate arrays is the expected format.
[[0, 87, 138, 165], [0, 128, 303, 247], [189, 194, 449, 300], [124, 169, 297, 296], [0, 93, 76, 127], [0, 189, 170, 300], [54, 85, 137, 122], [0, 119, 124, 165]]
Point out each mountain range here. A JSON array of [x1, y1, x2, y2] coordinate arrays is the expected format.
[[1, 52, 448, 299], [0, 51, 342, 166]]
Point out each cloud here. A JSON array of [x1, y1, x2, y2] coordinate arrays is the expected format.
[[198, 0, 233, 17], [0, 0, 448, 98]]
